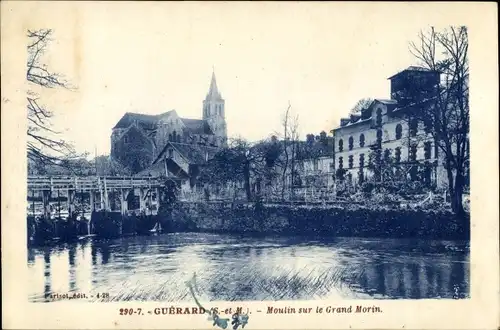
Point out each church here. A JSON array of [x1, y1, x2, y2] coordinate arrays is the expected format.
[[110, 72, 228, 187]]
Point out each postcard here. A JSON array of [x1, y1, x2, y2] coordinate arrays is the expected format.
[[1, 1, 499, 329]]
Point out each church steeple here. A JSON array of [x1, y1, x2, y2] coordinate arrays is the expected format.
[[206, 70, 222, 100], [202, 69, 227, 144]]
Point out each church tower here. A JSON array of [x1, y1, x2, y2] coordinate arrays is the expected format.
[[202, 71, 227, 145]]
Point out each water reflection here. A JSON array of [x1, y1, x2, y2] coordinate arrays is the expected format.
[[27, 233, 469, 302]]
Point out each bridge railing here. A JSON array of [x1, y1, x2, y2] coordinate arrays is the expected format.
[[27, 176, 164, 191]]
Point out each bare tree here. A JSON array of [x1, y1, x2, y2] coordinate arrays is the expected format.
[[408, 26, 469, 214], [280, 102, 300, 201], [350, 98, 373, 114], [27, 29, 79, 169]]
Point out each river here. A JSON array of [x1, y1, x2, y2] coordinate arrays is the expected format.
[[27, 233, 469, 302]]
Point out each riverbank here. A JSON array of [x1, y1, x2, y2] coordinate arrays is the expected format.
[[27, 201, 470, 246], [169, 202, 470, 240]]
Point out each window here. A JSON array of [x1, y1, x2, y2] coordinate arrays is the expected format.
[[168, 149, 173, 159], [359, 134, 365, 147], [424, 119, 432, 134], [348, 155, 353, 169], [410, 144, 417, 162], [168, 133, 173, 141], [376, 108, 382, 126], [395, 124, 402, 140], [424, 142, 432, 159], [384, 149, 391, 161], [338, 139, 343, 152], [395, 147, 401, 164], [338, 156, 343, 169], [348, 136, 354, 150], [359, 154, 365, 168], [409, 119, 418, 137]]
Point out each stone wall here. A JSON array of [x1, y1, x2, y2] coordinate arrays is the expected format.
[[166, 202, 470, 240]]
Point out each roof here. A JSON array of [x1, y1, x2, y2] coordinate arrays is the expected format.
[[113, 110, 215, 136], [155, 142, 220, 165], [387, 66, 438, 80], [113, 110, 174, 129], [374, 98, 397, 105], [333, 99, 399, 130], [135, 160, 166, 177], [180, 118, 214, 135], [296, 139, 333, 160]]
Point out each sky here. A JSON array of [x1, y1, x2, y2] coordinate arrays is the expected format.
[[28, 2, 437, 157]]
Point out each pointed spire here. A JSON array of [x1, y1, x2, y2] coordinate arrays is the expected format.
[[206, 69, 222, 100]]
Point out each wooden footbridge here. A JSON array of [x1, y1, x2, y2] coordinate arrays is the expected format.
[[27, 176, 165, 219]]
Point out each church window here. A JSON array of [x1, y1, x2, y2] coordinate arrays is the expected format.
[[348, 136, 354, 150], [359, 134, 365, 147], [338, 139, 343, 152], [395, 124, 402, 139], [348, 155, 353, 169]]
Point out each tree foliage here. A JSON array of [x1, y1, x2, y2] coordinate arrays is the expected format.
[[349, 98, 374, 114]]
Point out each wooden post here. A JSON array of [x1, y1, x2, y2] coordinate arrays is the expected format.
[[68, 189, 75, 218], [147, 189, 152, 215], [90, 190, 95, 211], [31, 189, 35, 216], [42, 190, 51, 220], [139, 188, 146, 213], [155, 187, 160, 211], [103, 177, 109, 210], [120, 189, 129, 215], [57, 190, 61, 218]]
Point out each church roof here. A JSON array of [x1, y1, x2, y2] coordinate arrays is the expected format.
[[180, 118, 214, 135], [113, 111, 174, 129], [205, 71, 222, 100]]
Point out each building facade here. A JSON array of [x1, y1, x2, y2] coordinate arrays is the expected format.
[[110, 72, 228, 176], [293, 135, 335, 201], [332, 66, 449, 189]]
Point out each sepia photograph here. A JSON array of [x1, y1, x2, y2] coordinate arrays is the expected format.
[[2, 2, 498, 330]]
